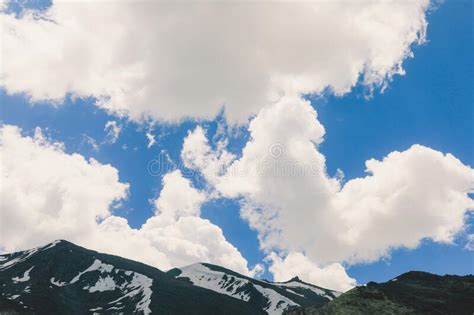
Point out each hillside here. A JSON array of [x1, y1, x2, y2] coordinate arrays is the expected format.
[[284, 271, 474, 315]]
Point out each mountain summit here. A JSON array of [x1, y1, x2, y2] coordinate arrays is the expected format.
[[0, 240, 335, 315], [168, 262, 339, 315]]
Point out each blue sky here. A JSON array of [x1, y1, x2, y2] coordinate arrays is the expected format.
[[0, 0, 472, 288]]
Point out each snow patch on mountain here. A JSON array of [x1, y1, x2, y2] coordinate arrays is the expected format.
[[85, 275, 116, 292], [284, 288, 305, 297], [254, 283, 298, 315], [277, 280, 337, 300], [90, 307, 102, 312], [178, 263, 252, 302], [41, 240, 61, 251], [102, 271, 153, 314], [57, 258, 153, 314], [50, 277, 67, 287], [70, 259, 114, 283], [0, 248, 39, 271], [12, 266, 34, 283], [128, 272, 153, 314], [0, 240, 61, 271]]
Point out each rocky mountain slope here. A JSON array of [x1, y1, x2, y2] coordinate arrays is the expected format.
[[168, 263, 339, 315], [0, 240, 335, 314], [283, 271, 474, 315], [0, 240, 262, 314]]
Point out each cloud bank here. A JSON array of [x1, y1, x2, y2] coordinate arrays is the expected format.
[[1, 0, 428, 122], [0, 125, 255, 276]]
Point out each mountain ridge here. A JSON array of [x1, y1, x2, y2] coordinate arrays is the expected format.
[[2, 240, 473, 315], [168, 262, 339, 314], [0, 240, 263, 314], [0, 240, 335, 315]]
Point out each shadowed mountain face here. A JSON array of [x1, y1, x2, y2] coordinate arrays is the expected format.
[[284, 271, 474, 315], [0, 241, 336, 315], [0, 240, 263, 315]]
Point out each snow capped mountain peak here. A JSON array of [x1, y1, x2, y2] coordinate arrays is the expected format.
[[1, 242, 155, 314], [1, 242, 338, 314], [169, 262, 339, 315], [0, 242, 261, 314]]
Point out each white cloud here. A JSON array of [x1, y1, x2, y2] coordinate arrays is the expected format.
[[153, 170, 206, 219], [104, 120, 121, 144], [97, 211, 252, 275], [250, 263, 265, 279], [0, 125, 254, 275], [0, 125, 128, 249], [181, 126, 235, 187], [465, 234, 474, 251], [182, 96, 474, 288], [146, 132, 156, 148], [330, 145, 474, 263], [81, 134, 99, 151], [103, 169, 255, 275], [1, 0, 429, 122], [267, 252, 356, 292]]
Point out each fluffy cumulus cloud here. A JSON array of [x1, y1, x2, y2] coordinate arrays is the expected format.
[[181, 125, 236, 186], [0, 125, 255, 275], [0, 125, 129, 250], [1, 0, 429, 122], [181, 96, 474, 290], [267, 252, 356, 292], [153, 170, 206, 219]]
